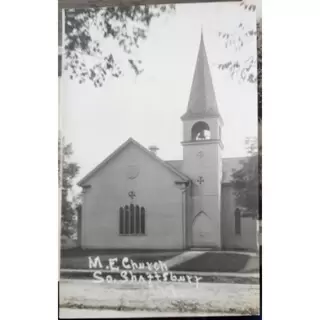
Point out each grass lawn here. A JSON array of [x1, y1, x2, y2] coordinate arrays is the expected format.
[[59, 280, 260, 314], [170, 252, 259, 273], [60, 249, 180, 270]]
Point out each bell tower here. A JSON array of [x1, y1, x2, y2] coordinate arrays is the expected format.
[[181, 31, 224, 249]]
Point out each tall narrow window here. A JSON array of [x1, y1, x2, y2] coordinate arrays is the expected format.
[[135, 205, 140, 234], [130, 204, 135, 234], [124, 205, 129, 234], [235, 208, 241, 235], [140, 207, 146, 234], [119, 205, 146, 235], [119, 207, 124, 234]]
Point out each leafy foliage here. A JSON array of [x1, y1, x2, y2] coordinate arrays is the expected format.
[[231, 137, 261, 219], [256, 18, 262, 121], [218, 1, 262, 121], [62, 5, 175, 87], [220, 2, 262, 220], [59, 135, 80, 238]]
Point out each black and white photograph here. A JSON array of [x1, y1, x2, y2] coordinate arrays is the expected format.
[[6, 0, 320, 319], [58, 0, 262, 318]]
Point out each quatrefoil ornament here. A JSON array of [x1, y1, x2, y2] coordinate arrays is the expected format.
[[128, 191, 136, 200], [197, 151, 204, 159], [196, 176, 204, 185]]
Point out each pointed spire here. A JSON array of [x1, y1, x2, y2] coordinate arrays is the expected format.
[[181, 30, 221, 121]]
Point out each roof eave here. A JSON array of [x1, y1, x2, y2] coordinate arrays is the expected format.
[[180, 112, 222, 122], [77, 137, 190, 187]]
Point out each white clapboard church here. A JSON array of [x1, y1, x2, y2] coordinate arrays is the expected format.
[[77, 32, 258, 252]]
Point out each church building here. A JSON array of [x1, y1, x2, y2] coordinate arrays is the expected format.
[[78, 33, 258, 252]]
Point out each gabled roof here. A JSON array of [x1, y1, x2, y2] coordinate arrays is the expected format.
[[181, 31, 221, 121], [78, 138, 190, 187]]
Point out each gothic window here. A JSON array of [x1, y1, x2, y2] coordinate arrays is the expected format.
[[191, 121, 211, 141], [119, 205, 146, 235], [235, 208, 241, 235], [119, 207, 124, 234], [58, 54, 62, 77], [140, 207, 146, 234], [124, 205, 129, 234], [135, 205, 140, 234], [130, 204, 135, 234]]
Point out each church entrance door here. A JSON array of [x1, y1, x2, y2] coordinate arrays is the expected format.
[[191, 211, 214, 248]]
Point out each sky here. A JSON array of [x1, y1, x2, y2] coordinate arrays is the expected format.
[[60, 1, 258, 188]]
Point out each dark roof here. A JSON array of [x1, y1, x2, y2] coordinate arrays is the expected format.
[[166, 157, 248, 184], [181, 32, 221, 121]]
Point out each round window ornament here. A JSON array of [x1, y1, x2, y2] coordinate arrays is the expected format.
[[126, 165, 140, 180]]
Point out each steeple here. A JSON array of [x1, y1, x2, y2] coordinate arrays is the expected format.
[[181, 31, 221, 121]]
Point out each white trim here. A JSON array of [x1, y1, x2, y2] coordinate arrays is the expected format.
[[78, 137, 190, 186], [181, 139, 224, 149]]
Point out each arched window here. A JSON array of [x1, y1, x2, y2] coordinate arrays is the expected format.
[[130, 204, 135, 234], [235, 208, 241, 235], [124, 205, 129, 234], [119, 205, 146, 235], [141, 207, 146, 234], [135, 205, 140, 234], [191, 121, 211, 141], [119, 207, 124, 234]]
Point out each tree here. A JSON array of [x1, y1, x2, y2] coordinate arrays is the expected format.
[[231, 137, 261, 219], [218, 1, 262, 220], [218, 1, 262, 122], [60, 5, 175, 86], [58, 135, 80, 238]]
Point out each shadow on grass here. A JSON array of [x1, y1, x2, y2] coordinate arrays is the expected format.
[[171, 252, 259, 273]]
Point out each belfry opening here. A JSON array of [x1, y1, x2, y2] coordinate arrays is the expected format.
[[191, 121, 211, 141]]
